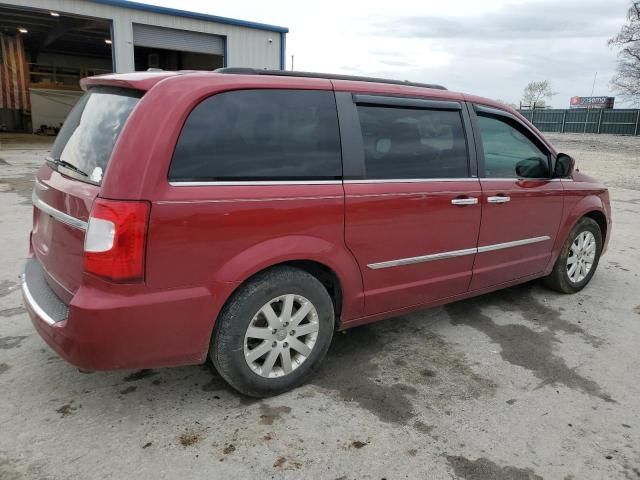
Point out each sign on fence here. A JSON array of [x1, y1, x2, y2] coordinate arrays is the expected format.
[[569, 96, 615, 109]]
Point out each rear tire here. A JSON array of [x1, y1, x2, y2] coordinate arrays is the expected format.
[[210, 266, 335, 397], [543, 217, 602, 294]]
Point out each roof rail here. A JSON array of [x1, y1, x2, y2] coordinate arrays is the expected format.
[[214, 68, 447, 91]]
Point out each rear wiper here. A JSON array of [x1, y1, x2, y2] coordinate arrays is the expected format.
[[46, 157, 88, 177]]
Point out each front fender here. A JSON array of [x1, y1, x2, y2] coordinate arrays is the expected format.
[[212, 235, 365, 322], [548, 193, 608, 271]]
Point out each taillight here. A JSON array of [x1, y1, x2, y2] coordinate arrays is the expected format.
[[84, 198, 150, 282]]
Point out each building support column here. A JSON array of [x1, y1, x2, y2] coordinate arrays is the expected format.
[[112, 17, 135, 73]]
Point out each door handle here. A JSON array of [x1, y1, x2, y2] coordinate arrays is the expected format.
[[451, 197, 478, 206], [487, 195, 511, 204]]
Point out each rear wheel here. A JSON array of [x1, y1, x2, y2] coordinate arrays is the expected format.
[[544, 217, 602, 294], [211, 266, 335, 397]]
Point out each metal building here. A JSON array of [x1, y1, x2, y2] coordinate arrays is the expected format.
[[0, 0, 288, 132]]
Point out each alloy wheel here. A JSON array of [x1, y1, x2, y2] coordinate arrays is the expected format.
[[567, 230, 597, 284], [243, 294, 319, 378]]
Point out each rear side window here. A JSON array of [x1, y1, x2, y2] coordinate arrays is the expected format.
[[169, 89, 341, 181], [50, 87, 141, 184], [356, 106, 468, 179]]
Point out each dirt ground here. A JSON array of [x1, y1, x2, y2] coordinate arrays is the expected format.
[[546, 133, 640, 191], [0, 133, 639, 480]]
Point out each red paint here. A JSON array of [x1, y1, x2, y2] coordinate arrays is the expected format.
[[31, 169, 98, 301], [470, 179, 564, 290], [344, 180, 482, 314], [25, 71, 611, 371]]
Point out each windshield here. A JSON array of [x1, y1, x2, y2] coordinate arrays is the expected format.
[[50, 87, 142, 184]]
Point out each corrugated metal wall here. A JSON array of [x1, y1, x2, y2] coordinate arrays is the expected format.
[[132, 24, 224, 55], [4, 0, 283, 72], [520, 109, 640, 136]]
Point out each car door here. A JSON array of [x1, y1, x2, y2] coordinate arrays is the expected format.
[[338, 93, 482, 315], [469, 104, 564, 291]]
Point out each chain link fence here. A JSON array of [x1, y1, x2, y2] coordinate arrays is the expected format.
[[518, 109, 640, 135]]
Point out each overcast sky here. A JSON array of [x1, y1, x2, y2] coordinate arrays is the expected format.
[[136, 0, 632, 107]]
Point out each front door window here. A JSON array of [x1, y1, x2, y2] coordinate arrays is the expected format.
[[477, 115, 550, 179]]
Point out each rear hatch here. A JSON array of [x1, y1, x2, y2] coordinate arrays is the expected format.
[[31, 87, 141, 302]]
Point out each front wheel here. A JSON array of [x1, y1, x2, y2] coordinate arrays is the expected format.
[[210, 266, 335, 397], [543, 217, 603, 294]]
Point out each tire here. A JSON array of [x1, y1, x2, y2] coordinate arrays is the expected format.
[[543, 217, 603, 294], [210, 266, 335, 397]]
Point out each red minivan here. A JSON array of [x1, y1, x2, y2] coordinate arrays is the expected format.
[[23, 68, 611, 397]]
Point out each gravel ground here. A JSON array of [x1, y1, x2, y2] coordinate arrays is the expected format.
[[1, 133, 639, 480], [546, 133, 640, 191]]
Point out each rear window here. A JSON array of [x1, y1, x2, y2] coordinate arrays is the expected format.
[[169, 89, 341, 182], [50, 87, 141, 184]]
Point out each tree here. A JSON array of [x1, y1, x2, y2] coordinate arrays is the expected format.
[[608, 2, 640, 104], [521, 80, 555, 108], [495, 99, 518, 109]]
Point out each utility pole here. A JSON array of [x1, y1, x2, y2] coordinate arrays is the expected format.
[[584, 72, 597, 134], [291, 54, 294, 71]]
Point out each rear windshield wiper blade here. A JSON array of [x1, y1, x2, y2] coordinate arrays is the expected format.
[[46, 157, 89, 177]]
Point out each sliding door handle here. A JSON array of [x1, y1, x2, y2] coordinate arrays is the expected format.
[[451, 197, 478, 206], [487, 195, 511, 204]]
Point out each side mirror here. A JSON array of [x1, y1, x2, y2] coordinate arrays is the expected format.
[[554, 153, 575, 178], [515, 157, 550, 178]]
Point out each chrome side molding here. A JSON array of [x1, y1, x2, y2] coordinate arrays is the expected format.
[[367, 235, 551, 270], [344, 178, 480, 184], [169, 180, 342, 186], [368, 247, 477, 270], [32, 191, 88, 231], [476, 236, 550, 253]]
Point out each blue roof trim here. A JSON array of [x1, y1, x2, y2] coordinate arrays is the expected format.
[[89, 0, 289, 33]]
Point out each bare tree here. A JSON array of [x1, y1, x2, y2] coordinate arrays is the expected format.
[[521, 80, 556, 108], [608, 1, 640, 104], [495, 99, 518, 109]]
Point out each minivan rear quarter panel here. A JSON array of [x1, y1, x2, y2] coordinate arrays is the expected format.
[[107, 75, 365, 323], [145, 183, 365, 322]]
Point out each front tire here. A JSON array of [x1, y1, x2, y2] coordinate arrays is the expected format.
[[544, 217, 602, 294], [210, 266, 335, 397]]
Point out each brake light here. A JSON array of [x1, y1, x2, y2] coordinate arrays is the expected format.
[[84, 198, 150, 281]]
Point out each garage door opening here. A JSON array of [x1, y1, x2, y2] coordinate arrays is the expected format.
[[132, 24, 225, 72], [0, 5, 112, 133], [134, 46, 223, 71]]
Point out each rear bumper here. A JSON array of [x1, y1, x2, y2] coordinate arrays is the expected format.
[[23, 257, 222, 371], [22, 258, 69, 326]]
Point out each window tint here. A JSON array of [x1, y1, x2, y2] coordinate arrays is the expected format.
[[50, 87, 141, 184], [356, 106, 468, 179], [169, 90, 341, 181], [477, 115, 550, 179]]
